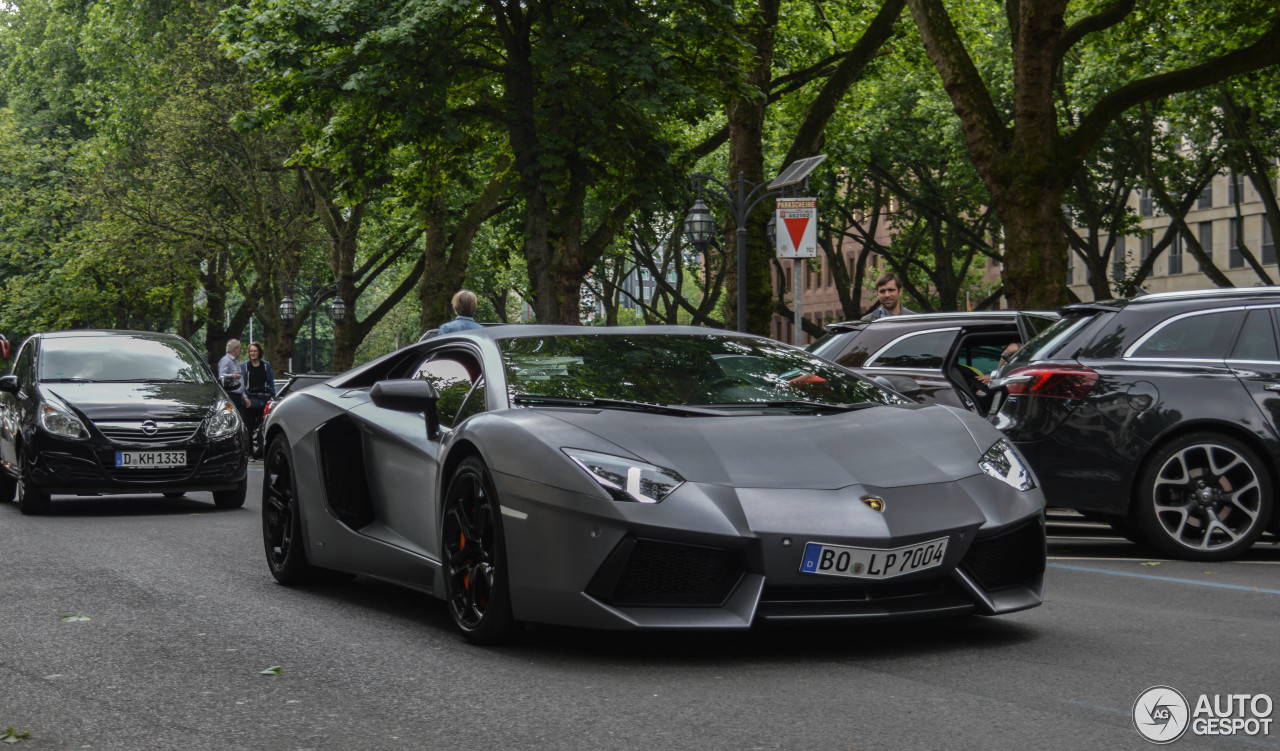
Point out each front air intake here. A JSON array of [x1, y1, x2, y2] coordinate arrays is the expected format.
[[585, 538, 745, 607]]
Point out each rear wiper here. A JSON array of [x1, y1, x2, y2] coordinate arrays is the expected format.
[[512, 394, 723, 417]]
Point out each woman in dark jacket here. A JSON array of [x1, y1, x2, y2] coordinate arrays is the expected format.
[[239, 341, 276, 459]]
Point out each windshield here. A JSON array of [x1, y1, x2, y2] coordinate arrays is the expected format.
[[39, 335, 212, 383], [500, 333, 900, 408]]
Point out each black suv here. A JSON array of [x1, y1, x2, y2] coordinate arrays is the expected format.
[[808, 311, 1058, 414], [990, 288, 1280, 560], [0, 330, 249, 514]]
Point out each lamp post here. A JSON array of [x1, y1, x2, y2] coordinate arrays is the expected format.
[[681, 156, 825, 333], [278, 280, 347, 373]]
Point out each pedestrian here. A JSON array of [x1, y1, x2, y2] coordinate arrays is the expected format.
[[860, 272, 915, 321], [218, 339, 246, 418], [437, 290, 485, 335], [240, 341, 276, 459]]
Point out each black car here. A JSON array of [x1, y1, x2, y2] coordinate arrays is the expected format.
[[990, 288, 1280, 560], [0, 330, 249, 514], [807, 311, 1058, 414]]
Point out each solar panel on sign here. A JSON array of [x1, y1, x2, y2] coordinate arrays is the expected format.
[[768, 155, 828, 189]]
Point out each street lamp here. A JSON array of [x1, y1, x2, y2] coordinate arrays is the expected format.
[[681, 156, 826, 333], [278, 280, 346, 373]]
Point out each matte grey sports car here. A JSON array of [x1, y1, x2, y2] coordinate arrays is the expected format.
[[261, 325, 1046, 643]]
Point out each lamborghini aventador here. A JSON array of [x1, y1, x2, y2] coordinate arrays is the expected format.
[[260, 326, 1046, 643]]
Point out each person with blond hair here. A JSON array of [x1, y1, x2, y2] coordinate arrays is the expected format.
[[437, 290, 485, 334]]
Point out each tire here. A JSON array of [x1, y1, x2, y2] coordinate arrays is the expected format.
[[16, 449, 50, 515], [441, 456, 517, 645], [0, 472, 15, 503], [213, 479, 247, 509], [1134, 433, 1273, 561], [261, 435, 314, 584]]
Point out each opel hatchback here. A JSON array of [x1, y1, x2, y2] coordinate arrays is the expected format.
[[0, 330, 249, 514]]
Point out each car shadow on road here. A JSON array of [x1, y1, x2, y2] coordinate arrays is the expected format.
[[513, 615, 1040, 665], [0, 494, 235, 517]]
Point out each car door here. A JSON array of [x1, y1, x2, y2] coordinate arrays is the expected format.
[[855, 327, 961, 406], [1225, 306, 1280, 441], [349, 346, 484, 560]]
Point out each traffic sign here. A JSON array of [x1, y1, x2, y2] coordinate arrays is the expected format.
[[775, 198, 817, 258]]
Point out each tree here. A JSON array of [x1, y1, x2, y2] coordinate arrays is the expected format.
[[904, 0, 1280, 309]]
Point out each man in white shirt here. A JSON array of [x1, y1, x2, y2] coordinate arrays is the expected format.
[[218, 339, 247, 415]]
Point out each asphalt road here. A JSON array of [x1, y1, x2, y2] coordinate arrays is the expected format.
[[1, 468, 1277, 751]]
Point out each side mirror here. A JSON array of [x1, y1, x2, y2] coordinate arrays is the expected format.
[[872, 374, 923, 399], [0, 374, 17, 394], [220, 375, 241, 391], [371, 379, 442, 440]]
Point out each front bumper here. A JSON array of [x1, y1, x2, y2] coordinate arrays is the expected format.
[[493, 471, 1045, 631], [24, 431, 248, 496]]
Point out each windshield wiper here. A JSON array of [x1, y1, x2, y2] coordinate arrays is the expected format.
[[693, 399, 875, 413], [42, 377, 97, 383], [512, 394, 724, 417]]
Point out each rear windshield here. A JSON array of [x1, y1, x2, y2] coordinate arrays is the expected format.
[[39, 335, 212, 383], [1005, 313, 1097, 368]]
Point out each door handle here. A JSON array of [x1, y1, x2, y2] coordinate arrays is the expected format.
[[1264, 384, 1280, 392]]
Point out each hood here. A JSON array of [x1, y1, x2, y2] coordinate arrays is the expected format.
[[40, 381, 223, 421], [542, 404, 989, 490]]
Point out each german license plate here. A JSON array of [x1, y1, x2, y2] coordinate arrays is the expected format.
[[115, 450, 187, 468], [799, 537, 949, 580]]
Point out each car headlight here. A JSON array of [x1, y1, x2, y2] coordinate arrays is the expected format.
[[39, 402, 88, 440], [979, 438, 1035, 491], [206, 400, 242, 439], [563, 448, 684, 504]]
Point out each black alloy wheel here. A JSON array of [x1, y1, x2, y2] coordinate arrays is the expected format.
[[1135, 433, 1273, 561], [262, 435, 313, 584], [441, 456, 516, 644], [15, 448, 50, 515]]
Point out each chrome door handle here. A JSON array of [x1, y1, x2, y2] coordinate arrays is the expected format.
[[1264, 384, 1280, 391]]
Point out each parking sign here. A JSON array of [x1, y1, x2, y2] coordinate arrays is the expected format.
[[775, 198, 817, 258]]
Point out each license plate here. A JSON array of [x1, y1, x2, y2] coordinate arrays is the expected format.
[[115, 450, 187, 468], [799, 537, 949, 580]]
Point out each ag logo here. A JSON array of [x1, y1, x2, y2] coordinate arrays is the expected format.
[[1134, 686, 1190, 744]]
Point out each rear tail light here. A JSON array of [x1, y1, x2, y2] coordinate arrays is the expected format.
[[1001, 364, 1098, 399], [263, 401, 275, 418]]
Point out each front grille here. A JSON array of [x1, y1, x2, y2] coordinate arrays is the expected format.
[[95, 421, 201, 446], [960, 517, 1046, 591], [104, 467, 194, 482], [586, 538, 745, 607], [756, 578, 972, 620]]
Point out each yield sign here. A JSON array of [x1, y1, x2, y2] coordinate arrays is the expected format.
[[775, 198, 817, 258]]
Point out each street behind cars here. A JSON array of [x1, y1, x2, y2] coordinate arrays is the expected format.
[[990, 287, 1280, 560], [0, 330, 249, 514]]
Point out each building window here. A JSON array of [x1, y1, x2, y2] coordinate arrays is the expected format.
[[1066, 251, 1074, 286], [1139, 189, 1153, 216], [1111, 236, 1126, 280], [1199, 183, 1214, 209], [1229, 174, 1247, 205], [1265, 219, 1276, 265], [1229, 217, 1244, 269], [1140, 234, 1152, 262], [1169, 233, 1183, 275], [1198, 221, 1213, 271]]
